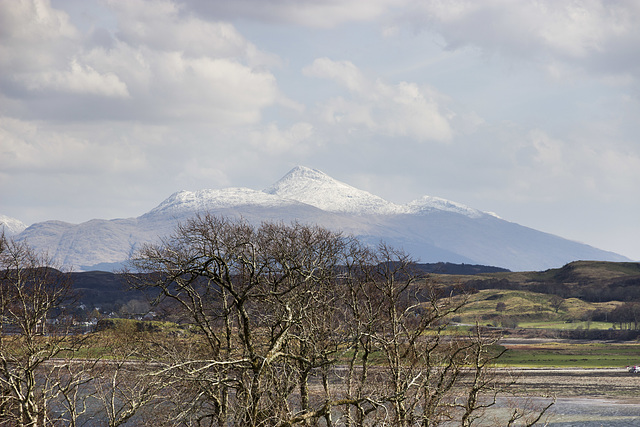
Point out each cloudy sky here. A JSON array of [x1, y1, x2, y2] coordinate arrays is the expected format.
[[1, 0, 639, 260]]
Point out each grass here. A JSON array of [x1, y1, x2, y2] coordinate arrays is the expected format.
[[339, 340, 640, 369], [517, 320, 615, 330], [494, 342, 640, 368], [559, 261, 640, 279], [15, 316, 638, 370]]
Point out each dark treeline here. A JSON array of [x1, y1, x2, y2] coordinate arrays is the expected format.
[[411, 263, 510, 275], [70, 263, 508, 310], [504, 327, 640, 341]]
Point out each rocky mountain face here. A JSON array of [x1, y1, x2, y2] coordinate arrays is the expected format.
[[6, 166, 630, 271]]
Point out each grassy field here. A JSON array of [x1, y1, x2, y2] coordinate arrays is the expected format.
[[495, 342, 640, 368], [517, 320, 615, 330]]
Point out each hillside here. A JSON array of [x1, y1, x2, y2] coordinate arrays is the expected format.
[[451, 261, 640, 302], [451, 288, 622, 325]]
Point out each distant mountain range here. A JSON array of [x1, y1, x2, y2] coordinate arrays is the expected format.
[[1, 166, 629, 271]]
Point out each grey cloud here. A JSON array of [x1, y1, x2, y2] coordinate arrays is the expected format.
[[400, 0, 640, 84], [179, 0, 402, 28], [87, 27, 116, 50], [106, 0, 280, 67]]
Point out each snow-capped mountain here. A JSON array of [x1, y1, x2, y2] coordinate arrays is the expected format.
[[6, 166, 630, 271], [0, 215, 27, 236]]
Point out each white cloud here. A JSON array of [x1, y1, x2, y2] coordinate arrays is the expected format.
[[249, 122, 315, 152], [129, 50, 278, 123], [495, 127, 640, 204], [303, 58, 366, 92], [0, 117, 145, 173], [535, 0, 624, 58], [17, 59, 129, 97], [528, 129, 565, 173], [304, 58, 453, 141], [0, 0, 79, 71], [0, 0, 282, 124]]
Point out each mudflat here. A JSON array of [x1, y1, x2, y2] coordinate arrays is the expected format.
[[476, 368, 640, 426], [502, 367, 640, 399]]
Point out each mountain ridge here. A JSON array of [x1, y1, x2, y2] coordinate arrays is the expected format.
[[4, 166, 630, 272]]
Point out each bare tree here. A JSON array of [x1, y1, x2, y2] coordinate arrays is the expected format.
[[549, 295, 565, 314], [0, 234, 85, 426], [126, 215, 552, 426], [333, 243, 502, 426], [88, 324, 171, 427]]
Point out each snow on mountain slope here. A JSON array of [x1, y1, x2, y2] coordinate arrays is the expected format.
[[9, 166, 632, 272], [0, 214, 27, 236], [145, 187, 299, 218], [16, 219, 146, 270], [406, 196, 492, 219], [264, 166, 406, 215]]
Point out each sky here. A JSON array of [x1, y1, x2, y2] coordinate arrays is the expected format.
[[1, 0, 639, 261]]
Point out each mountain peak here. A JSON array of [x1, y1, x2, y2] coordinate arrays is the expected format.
[[264, 166, 405, 215], [0, 214, 28, 236], [281, 165, 329, 180]]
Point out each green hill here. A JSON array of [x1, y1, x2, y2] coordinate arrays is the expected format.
[[457, 261, 640, 303]]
